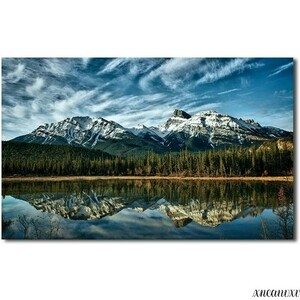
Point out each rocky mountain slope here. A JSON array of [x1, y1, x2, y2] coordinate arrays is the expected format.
[[11, 110, 292, 155], [12, 116, 166, 155], [156, 109, 291, 151]]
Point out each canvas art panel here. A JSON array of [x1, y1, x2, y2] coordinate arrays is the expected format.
[[2, 58, 294, 240]]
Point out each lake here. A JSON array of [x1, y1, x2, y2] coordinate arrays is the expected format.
[[2, 179, 294, 240]]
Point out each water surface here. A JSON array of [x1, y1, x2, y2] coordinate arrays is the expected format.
[[2, 179, 294, 240]]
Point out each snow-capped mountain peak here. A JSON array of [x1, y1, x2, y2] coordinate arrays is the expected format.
[[156, 109, 292, 150], [128, 124, 165, 144], [132, 124, 147, 130], [27, 116, 133, 147], [11, 110, 292, 154]]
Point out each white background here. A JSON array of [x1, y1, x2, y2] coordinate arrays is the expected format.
[[0, 0, 299, 299]]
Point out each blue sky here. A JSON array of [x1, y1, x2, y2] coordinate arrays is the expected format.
[[2, 58, 293, 140]]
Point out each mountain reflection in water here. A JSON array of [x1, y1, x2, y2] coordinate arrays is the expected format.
[[2, 180, 294, 239]]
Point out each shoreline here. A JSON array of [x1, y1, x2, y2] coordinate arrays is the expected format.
[[2, 176, 294, 182]]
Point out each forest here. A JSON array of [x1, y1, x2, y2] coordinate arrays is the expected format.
[[2, 139, 293, 177]]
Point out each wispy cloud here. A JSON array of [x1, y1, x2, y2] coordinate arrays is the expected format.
[[81, 58, 90, 68], [274, 90, 293, 99], [181, 100, 222, 112], [218, 88, 240, 95], [198, 102, 222, 111], [1, 58, 293, 139], [45, 58, 76, 77], [197, 91, 214, 100], [97, 58, 129, 75], [199, 95, 213, 100], [268, 62, 293, 77], [86, 93, 166, 117], [4, 63, 25, 83], [240, 77, 250, 88], [139, 58, 203, 91], [26, 77, 45, 97], [238, 91, 254, 97], [197, 59, 264, 85], [52, 89, 99, 119], [253, 109, 294, 132]]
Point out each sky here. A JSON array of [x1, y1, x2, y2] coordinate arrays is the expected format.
[[2, 57, 294, 140]]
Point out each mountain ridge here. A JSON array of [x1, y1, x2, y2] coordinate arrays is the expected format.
[[11, 110, 292, 155]]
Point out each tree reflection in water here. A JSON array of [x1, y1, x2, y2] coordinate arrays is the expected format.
[[2, 179, 294, 239], [261, 185, 293, 239]]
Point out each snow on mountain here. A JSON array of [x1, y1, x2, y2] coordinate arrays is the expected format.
[[157, 110, 291, 149], [11, 109, 292, 153], [16, 116, 135, 148], [158, 109, 191, 133], [128, 124, 164, 143], [160, 110, 260, 135]]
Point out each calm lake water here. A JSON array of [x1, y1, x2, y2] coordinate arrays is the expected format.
[[2, 179, 294, 240]]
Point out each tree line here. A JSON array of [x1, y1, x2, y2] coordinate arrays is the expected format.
[[2, 139, 293, 177]]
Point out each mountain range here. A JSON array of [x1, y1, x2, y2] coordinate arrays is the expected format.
[[11, 109, 292, 155]]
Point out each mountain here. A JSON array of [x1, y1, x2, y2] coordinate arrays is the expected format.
[[12, 116, 166, 156], [11, 110, 292, 155], [156, 110, 292, 151], [12, 116, 133, 146], [128, 124, 165, 144]]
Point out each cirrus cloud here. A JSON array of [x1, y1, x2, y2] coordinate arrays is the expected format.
[[26, 77, 45, 97], [1, 58, 294, 140]]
